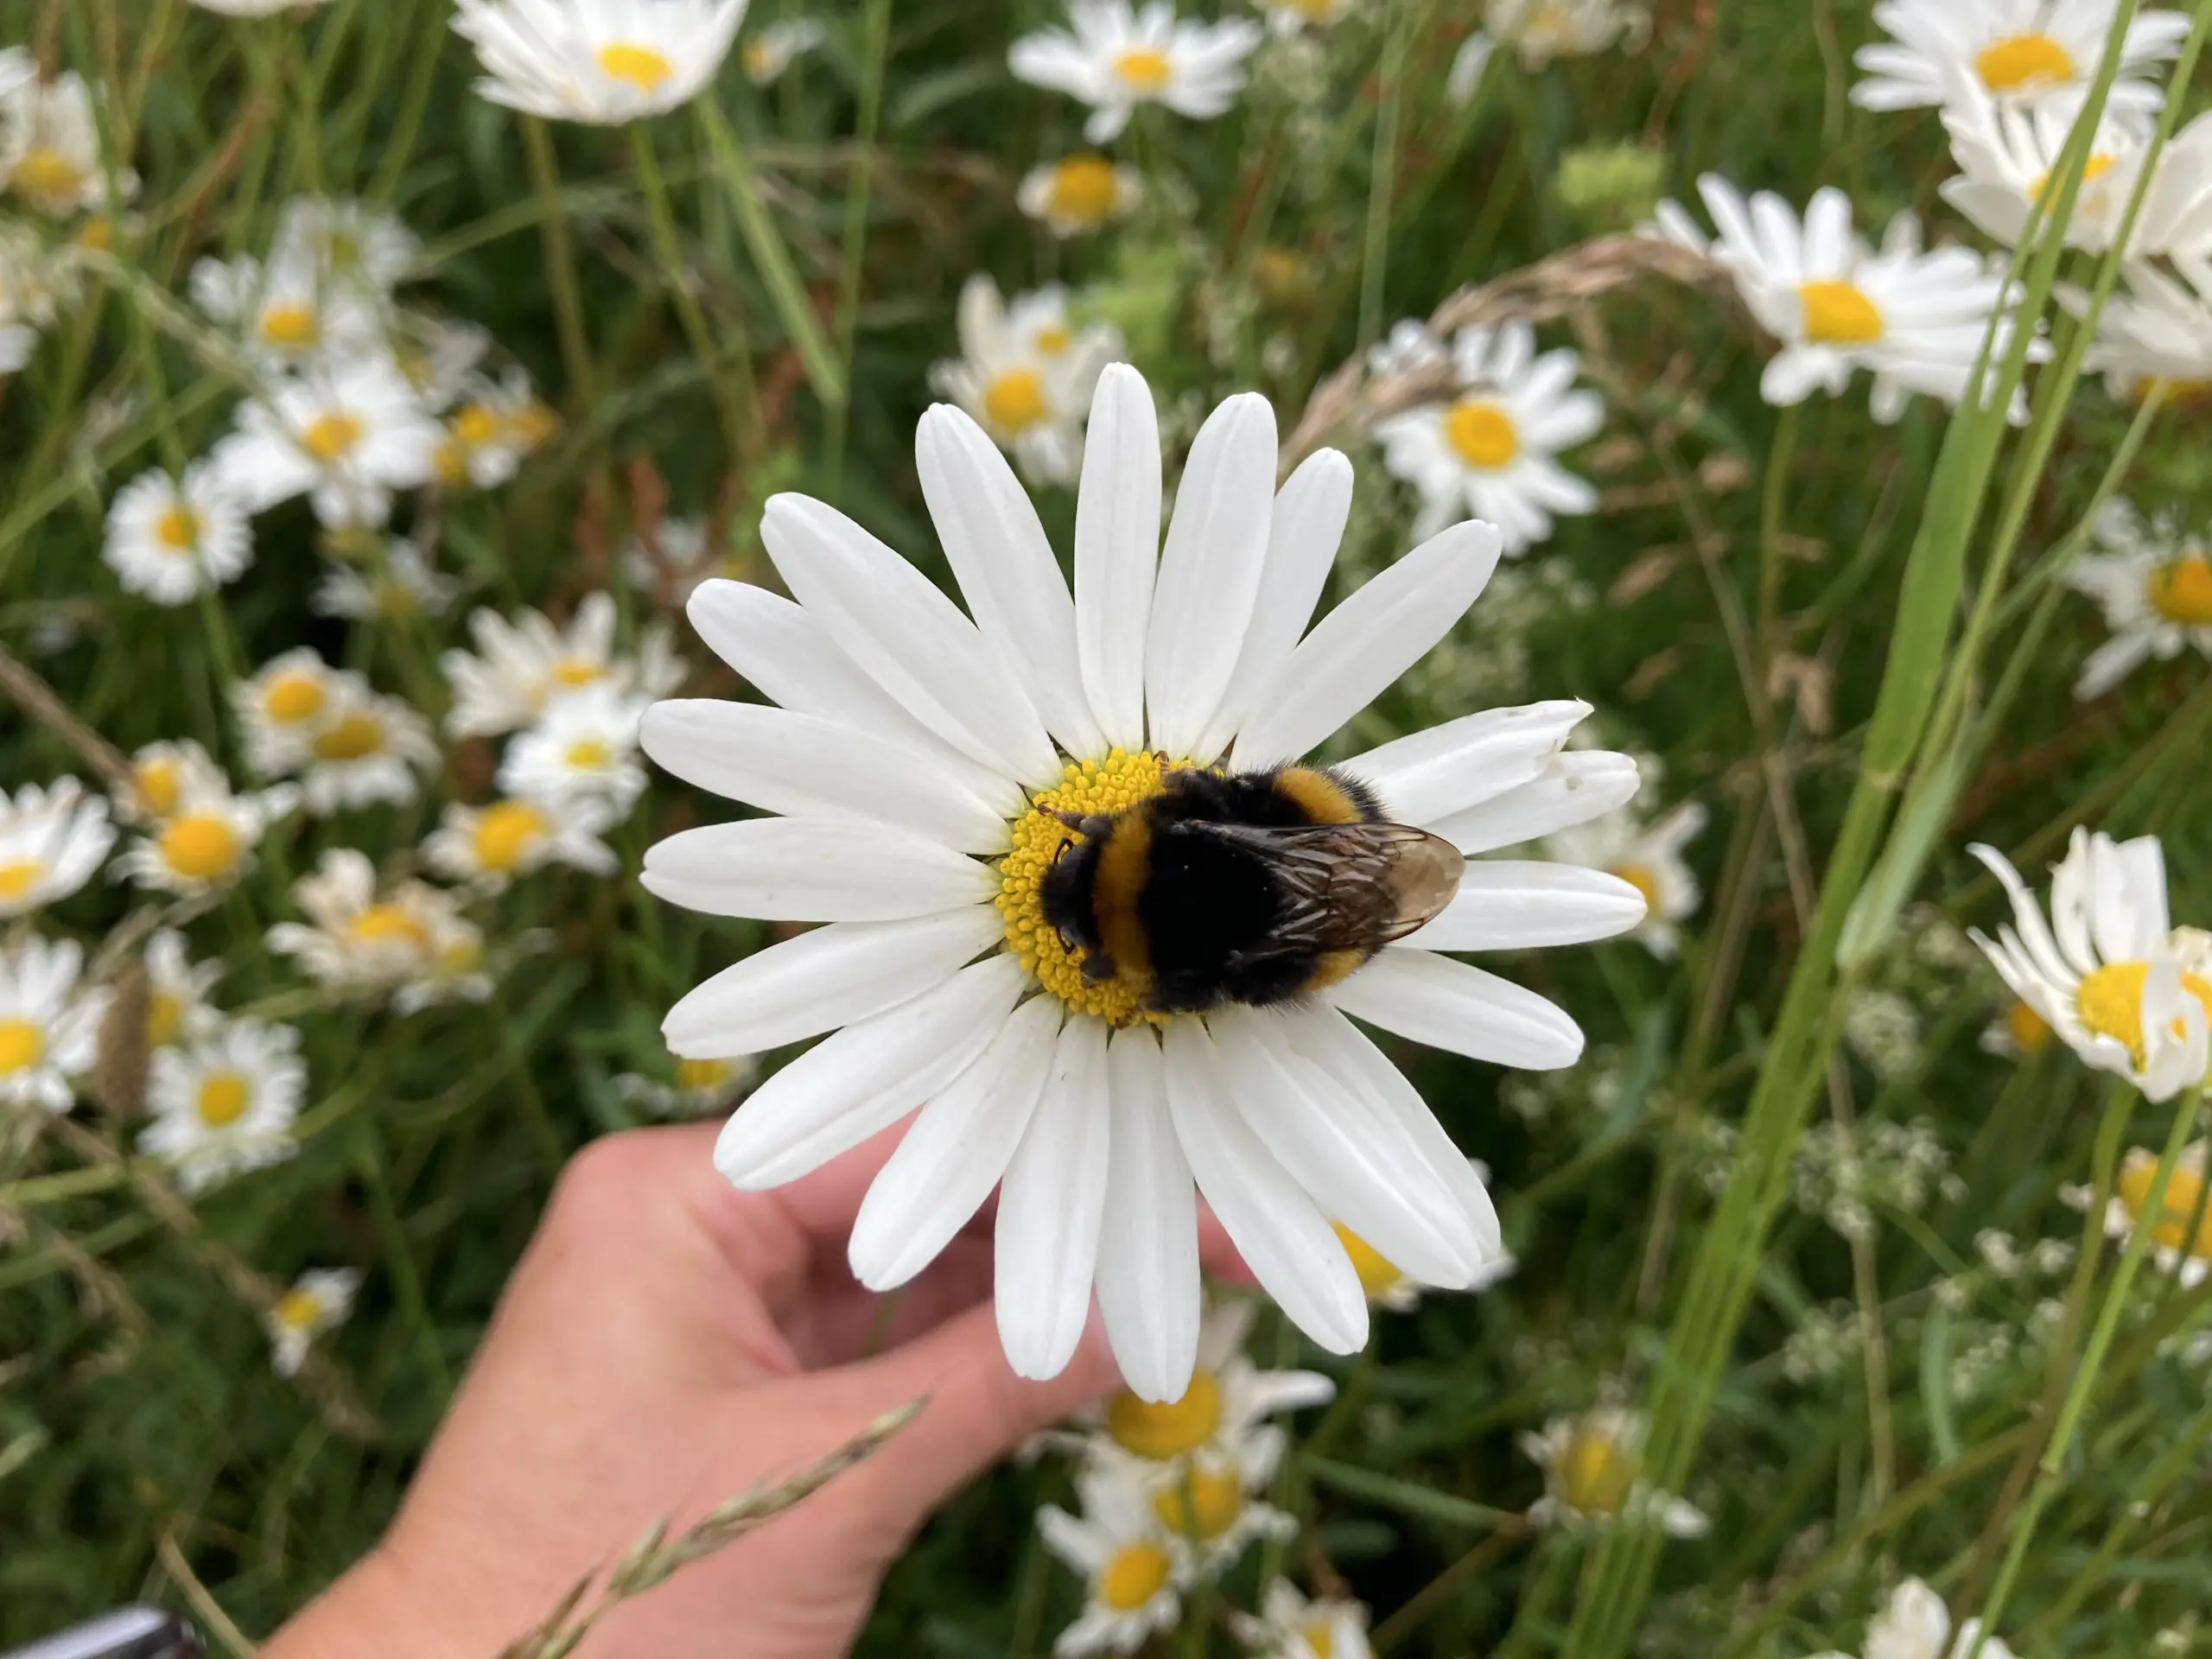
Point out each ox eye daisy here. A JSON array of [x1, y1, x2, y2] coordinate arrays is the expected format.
[[1852, 0, 2190, 120], [2099, 1141, 2212, 1288], [1372, 320, 1605, 554], [119, 741, 228, 825], [741, 18, 826, 83], [1942, 96, 2212, 256], [431, 367, 556, 491], [1123, 1418, 1296, 1575], [0, 779, 115, 918], [209, 352, 443, 531], [1018, 155, 1145, 238], [614, 1046, 760, 1120], [2, 71, 136, 217], [116, 772, 297, 897], [102, 463, 255, 606], [313, 540, 461, 625], [1011, 0, 1263, 144], [1520, 1403, 1708, 1535], [499, 683, 652, 814], [423, 793, 618, 891], [1231, 1580, 1376, 1659], [0, 935, 106, 1114], [2081, 260, 2212, 405], [442, 592, 682, 738], [143, 929, 224, 1050], [1546, 799, 1703, 959], [452, 0, 749, 124], [1815, 1578, 2018, 1659], [266, 849, 461, 1007], [272, 195, 420, 296], [139, 1019, 307, 1195], [1484, 0, 1651, 67], [624, 516, 743, 605], [929, 275, 1126, 487], [233, 648, 350, 779], [266, 1268, 360, 1377], [1980, 998, 2056, 1062], [2061, 499, 2212, 699], [1039, 1464, 1191, 1658], [188, 251, 383, 371], [296, 684, 438, 817]]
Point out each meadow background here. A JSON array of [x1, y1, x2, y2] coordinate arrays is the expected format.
[[3, 0, 2211, 1654]]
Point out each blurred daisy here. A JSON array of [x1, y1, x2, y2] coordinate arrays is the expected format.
[[2062, 498, 2212, 699], [1010, 0, 1263, 144], [313, 541, 461, 624], [1942, 95, 2212, 255], [120, 740, 228, 825], [0, 779, 115, 918], [266, 1268, 360, 1377], [1651, 176, 2035, 423], [188, 251, 383, 371], [0, 935, 105, 1113], [432, 367, 556, 491], [1980, 998, 2056, 1060], [1969, 828, 2211, 1103], [296, 684, 438, 816], [1126, 1421, 1296, 1575], [393, 893, 495, 1014], [929, 275, 1125, 486], [267, 849, 445, 1000], [272, 195, 420, 295], [1372, 321, 1605, 553], [2100, 1141, 2212, 1287], [144, 929, 224, 1050], [1019, 155, 1145, 238], [396, 315, 494, 409], [642, 366, 1644, 1396], [1485, 0, 1649, 67], [210, 353, 443, 531], [423, 793, 619, 890], [1546, 800, 1701, 958], [102, 463, 254, 606], [1086, 1300, 1333, 1463], [624, 516, 734, 603], [614, 1049, 758, 1119], [0, 224, 59, 372], [452, 0, 748, 124], [1807, 1577, 2017, 1659], [1333, 1213, 1516, 1313], [442, 592, 681, 738], [233, 648, 350, 779], [1521, 1404, 1708, 1535], [0, 49, 29, 100], [2082, 258, 2212, 404], [1232, 1580, 1375, 1659], [140, 1019, 306, 1194], [1367, 317, 1450, 378], [499, 683, 651, 812], [1255, 0, 1354, 34], [1852, 0, 2189, 120], [742, 17, 826, 82], [115, 774, 297, 897], [1039, 1463, 1190, 1657], [2, 71, 136, 216]]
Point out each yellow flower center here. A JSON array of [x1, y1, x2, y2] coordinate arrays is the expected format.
[[349, 904, 430, 950], [564, 737, 613, 771], [273, 1287, 324, 1331], [196, 1072, 251, 1128], [2118, 1152, 2212, 1260], [439, 935, 484, 975], [998, 749, 1175, 1028], [1559, 1426, 1638, 1516], [10, 145, 85, 203], [1048, 155, 1122, 223], [676, 1057, 735, 1091], [1033, 323, 1071, 356], [373, 578, 416, 620], [2134, 375, 2212, 410], [472, 799, 549, 874], [2148, 555, 2212, 626], [263, 671, 327, 726], [313, 712, 388, 762], [551, 657, 605, 689], [1302, 1619, 1338, 1658], [1443, 398, 1521, 470], [135, 758, 181, 817], [0, 1018, 45, 1076], [1113, 46, 1173, 92], [2075, 959, 2212, 1069], [434, 439, 470, 487], [1287, 0, 1338, 17], [160, 813, 242, 881], [155, 506, 200, 552], [596, 41, 675, 92], [1797, 279, 1884, 346], [1105, 1364, 1222, 1459], [1975, 31, 2075, 94], [509, 401, 559, 449], [2030, 152, 2115, 206], [2005, 999, 2054, 1055], [0, 859, 42, 900], [258, 302, 320, 349], [982, 367, 1050, 434], [1332, 1221, 1406, 1299], [302, 412, 364, 464], [1153, 1465, 1244, 1540], [147, 990, 184, 1048], [1609, 860, 1662, 912], [1096, 1541, 1173, 1611], [453, 403, 503, 448]]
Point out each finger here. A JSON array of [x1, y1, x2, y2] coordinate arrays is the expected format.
[[784, 1236, 995, 1369]]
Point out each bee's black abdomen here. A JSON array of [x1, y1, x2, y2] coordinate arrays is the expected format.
[[1139, 818, 1314, 1011]]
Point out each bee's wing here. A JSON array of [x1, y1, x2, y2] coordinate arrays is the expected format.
[[1194, 820, 1465, 954]]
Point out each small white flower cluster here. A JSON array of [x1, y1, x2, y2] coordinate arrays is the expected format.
[[1808, 1578, 2018, 1659], [1841, 988, 1926, 1082], [1779, 1301, 1862, 1385], [1790, 1118, 1956, 1243]]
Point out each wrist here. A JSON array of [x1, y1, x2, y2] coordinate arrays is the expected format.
[[262, 1545, 521, 1659]]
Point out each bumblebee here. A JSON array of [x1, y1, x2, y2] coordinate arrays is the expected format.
[[1039, 763, 1465, 1016]]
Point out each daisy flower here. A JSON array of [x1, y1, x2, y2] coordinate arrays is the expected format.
[[640, 366, 1647, 1396], [451, 0, 749, 124], [1806, 1578, 2017, 1659], [312, 540, 461, 624], [1018, 155, 1145, 238], [1255, 0, 1355, 35], [1484, 0, 1650, 67], [0, 50, 29, 100], [0, 779, 115, 918], [0, 935, 106, 1113], [2081, 257, 2212, 403], [442, 592, 683, 738], [1651, 176, 2035, 423], [625, 516, 735, 604], [115, 773, 297, 897], [499, 683, 652, 813], [1942, 94, 2212, 255], [1010, 0, 1264, 144], [395, 315, 495, 409], [1367, 317, 1450, 378], [2062, 497, 2212, 698], [266, 1268, 360, 1377], [1968, 828, 2212, 1103], [232, 648, 352, 779], [295, 683, 438, 817], [265, 849, 448, 1001], [1039, 1463, 1191, 1657], [188, 250, 383, 371], [2, 71, 136, 217], [929, 275, 1126, 486], [392, 893, 495, 1014], [119, 740, 228, 825], [1084, 1300, 1333, 1461], [1980, 997, 2057, 1061], [1118, 1419, 1296, 1576], [102, 463, 255, 606], [1852, 0, 2190, 121], [1545, 799, 1706, 958], [1372, 321, 1605, 552], [1231, 1580, 1375, 1659], [1334, 1209, 1516, 1313], [143, 928, 224, 1050], [271, 195, 420, 296], [139, 1019, 307, 1194], [431, 367, 557, 491], [742, 17, 826, 83], [0, 224, 58, 373], [1520, 1404, 1708, 1535], [2099, 1141, 2212, 1287], [614, 1049, 759, 1119], [209, 352, 443, 531], [423, 793, 619, 890]]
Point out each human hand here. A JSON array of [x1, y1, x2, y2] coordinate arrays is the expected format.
[[264, 1121, 1235, 1658]]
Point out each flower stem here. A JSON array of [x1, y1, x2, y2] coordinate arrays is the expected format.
[[633, 120, 760, 466], [369, 0, 448, 202], [821, 0, 893, 501], [1356, 0, 1411, 353], [351, 1113, 451, 1406], [521, 116, 597, 415]]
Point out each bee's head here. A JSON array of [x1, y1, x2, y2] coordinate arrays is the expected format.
[[1039, 813, 1116, 981]]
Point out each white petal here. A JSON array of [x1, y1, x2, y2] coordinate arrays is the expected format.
[[760, 496, 1060, 788], [1404, 863, 1649, 951], [1231, 519, 1503, 768], [1144, 393, 1279, 760], [641, 701, 1011, 855], [642, 818, 996, 922], [1160, 1020, 1367, 1354], [1332, 947, 1584, 1070], [1095, 1027, 1202, 1402], [1075, 365, 1161, 751], [661, 908, 1003, 1058], [996, 1014, 1112, 1379], [1430, 752, 1643, 853], [848, 995, 1062, 1290], [916, 406, 1108, 759], [713, 955, 1026, 1189], [1338, 700, 1591, 828]]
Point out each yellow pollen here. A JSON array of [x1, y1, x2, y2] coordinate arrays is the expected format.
[[195, 1072, 251, 1128], [1113, 46, 1173, 92], [2030, 153, 2115, 206], [154, 506, 200, 552], [743, 39, 775, 77], [147, 990, 184, 1048], [509, 401, 560, 448], [1609, 860, 1662, 912], [1096, 1541, 1173, 1612], [302, 411, 364, 463], [136, 758, 182, 817], [1302, 1619, 1338, 1659], [551, 657, 605, 688], [438, 935, 483, 975], [312, 713, 386, 762], [0, 1018, 45, 1076], [1332, 1222, 1406, 1299], [160, 813, 241, 881], [2148, 555, 2212, 626], [1976, 31, 2075, 94], [1443, 398, 1520, 469], [453, 403, 503, 448], [676, 1057, 735, 1091], [2005, 999, 2054, 1055], [0, 859, 42, 899], [1033, 323, 1072, 357], [1559, 1426, 1639, 1516], [273, 1287, 323, 1330], [434, 439, 470, 487], [258, 302, 320, 349], [2075, 959, 2212, 1069], [1105, 1365, 1221, 1459], [1153, 1466, 1244, 1540], [564, 737, 612, 771], [1798, 279, 1884, 346], [998, 748, 1174, 1027], [74, 215, 113, 251], [10, 145, 85, 204], [349, 904, 430, 950], [263, 671, 326, 725], [982, 367, 1050, 433], [1048, 156, 1122, 223], [597, 41, 675, 92], [472, 799, 548, 874], [2118, 1151, 2212, 1261]]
